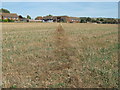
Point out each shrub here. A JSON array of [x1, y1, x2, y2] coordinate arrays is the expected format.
[[0, 19, 2, 22], [2, 19, 15, 22], [0, 8, 10, 13], [3, 19, 8, 22], [9, 19, 15, 22]]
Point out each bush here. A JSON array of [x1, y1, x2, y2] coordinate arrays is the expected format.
[[2, 19, 15, 22], [9, 19, 15, 22], [0, 19, 2, 22], [3, 19, 8, 22], [80, 19, 87, 23], [0, 8, 10, 13]]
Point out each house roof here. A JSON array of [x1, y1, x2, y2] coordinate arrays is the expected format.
[[35, 16, 43, 20], [43, 16, 53, 19], [69, 17, 80, 20], [0, 13, 18, 18], [43, 16, 69, 20]]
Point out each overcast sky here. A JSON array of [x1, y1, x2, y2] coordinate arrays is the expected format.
[[1, 2, 118, 19]]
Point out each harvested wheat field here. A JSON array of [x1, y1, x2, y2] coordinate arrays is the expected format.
[[2, 23, 118, 88]]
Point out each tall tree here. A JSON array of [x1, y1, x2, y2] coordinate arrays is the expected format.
[[27, 15, 31, 19], [86, 17, 91, 22], [0, 8, 10, 13], [47, 14, 53, 16]]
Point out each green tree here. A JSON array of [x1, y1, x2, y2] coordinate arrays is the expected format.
[[80, 17, 87, 23], [100, 18, 104, 22], [90, 18, 96, 23], [27, 15, 31, 19], [86, 17, 91, 22], [80, 19, 85, 23], [0, 8, 10, 13], [47, 14, 53, 16]]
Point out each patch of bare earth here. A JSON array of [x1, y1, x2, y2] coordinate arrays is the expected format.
[[43, 24, 82, 88]]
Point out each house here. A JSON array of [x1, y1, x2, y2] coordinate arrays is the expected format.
[[35, 16, 54, 22], [35, 16, 43, 22], [29, 19, 43, 22], [42, 16, 70, 23], [0, 13, 18, 21], [18, 15, 29, 22], [53, 16, 69, 22], [41, 16, 80, 23], [35, 16, 43, 20], [20, 15, 43, 22], [42, 16, 54, 22], [68, 17, 80, 23]]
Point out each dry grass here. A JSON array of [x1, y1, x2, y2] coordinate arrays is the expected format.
[[2, 23, 118, 88]]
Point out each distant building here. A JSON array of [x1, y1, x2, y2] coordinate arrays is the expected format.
[[42, 16, 54, 22], [34, 16, 43, 22], [29, 19, 43, 22], [53, 16, 70, 22], [68, 17, 80, 23], [35, 16, 43, 20], [41, 16, 80, 23], [0, 13, 18, 21], [18, 15, 29, 22]]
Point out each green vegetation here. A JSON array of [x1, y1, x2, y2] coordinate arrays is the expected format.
[[80, 17, 118, 24], [10, 84, 17, 88], [27, 15, 31, 19], [0, 19, 2, 22], [1, 19, 15, 22], [0, 8, 10, 13], [47, 14, 53, 16], [48, 83, 65, 88]]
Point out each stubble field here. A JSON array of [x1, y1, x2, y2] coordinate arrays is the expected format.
[[2, 23, 118, 88]]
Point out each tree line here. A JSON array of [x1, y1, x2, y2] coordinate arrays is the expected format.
[[80, 17, 118, 24]]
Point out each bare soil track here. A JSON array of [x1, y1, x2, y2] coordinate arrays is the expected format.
[[34, 24, 81, 88], [48, 24, 81, 87], [54, 24, 73, 70]]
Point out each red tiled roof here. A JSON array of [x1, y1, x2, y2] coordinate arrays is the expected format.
[[35, 16, 43, 20], [0, 13, 18, 18]]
